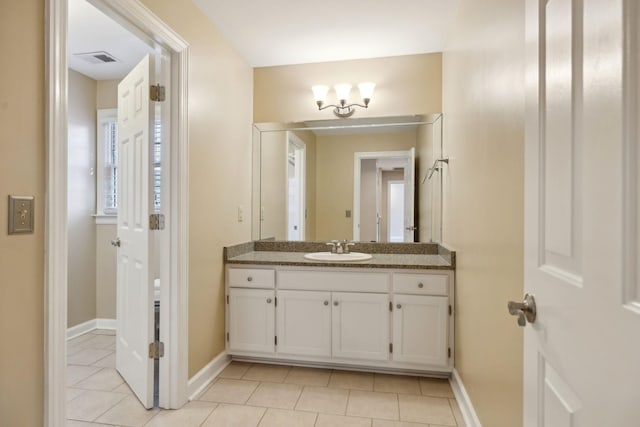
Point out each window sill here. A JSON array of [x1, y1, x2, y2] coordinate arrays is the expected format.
[[94, 214, 117, 225]]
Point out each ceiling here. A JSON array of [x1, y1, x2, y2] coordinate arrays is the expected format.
[[68, 0, 460, 80]]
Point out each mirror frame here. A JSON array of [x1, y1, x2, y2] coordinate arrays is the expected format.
[[252, 114, 444, 243]]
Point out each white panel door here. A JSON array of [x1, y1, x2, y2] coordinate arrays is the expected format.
[[115, 54, 156, 409], [331, 292, 389, 361], [392, 294, 448, 366], [524, 1, 640, 426], [276, 290, 331, 357], [404, 147, 416, 242], [228, 288, 275, 354]]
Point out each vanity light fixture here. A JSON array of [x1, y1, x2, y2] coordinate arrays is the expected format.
[[312, 82, 376, 118]]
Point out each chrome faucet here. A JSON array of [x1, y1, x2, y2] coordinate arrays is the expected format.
[[326, 240, 340, 254]]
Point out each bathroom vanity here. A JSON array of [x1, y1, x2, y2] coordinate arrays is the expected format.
[[224, 241, 455, 375]]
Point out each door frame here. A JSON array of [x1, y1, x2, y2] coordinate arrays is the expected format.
[[45, 0, 190, 424], [353, 150, 412, 241], [286, 132, 306, 240]]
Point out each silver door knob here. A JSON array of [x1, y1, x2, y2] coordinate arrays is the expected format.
[[508, 293, 536, 327], [405, 226, 418, 231], [247, 276, 253, 282], [396, 304, 402, 309], [111, 238, 121, 247]]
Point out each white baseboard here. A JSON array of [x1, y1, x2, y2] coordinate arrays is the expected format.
[[450, 369, 483, 427], [67, 318, 117, 340], [96, 318, 117, 330], [187, 351, 231, 400]]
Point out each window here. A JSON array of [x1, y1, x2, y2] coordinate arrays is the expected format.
[[96, 109, 118, 218], [95, 108, 163, 221]]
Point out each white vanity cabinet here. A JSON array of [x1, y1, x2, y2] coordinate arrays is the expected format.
[[226, 265, 454, 374], [276, 290, 332, 357], [391, 272, 450, 367], [331, 292, 390, 361], [227, 268, 276, 354]]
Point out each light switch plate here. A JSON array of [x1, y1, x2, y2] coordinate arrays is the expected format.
[[8, 195, 35, 234]]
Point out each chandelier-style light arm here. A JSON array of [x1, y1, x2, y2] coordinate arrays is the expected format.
[[312, 82, 375, 118]]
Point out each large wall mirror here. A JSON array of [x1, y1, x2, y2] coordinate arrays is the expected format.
[[253, 114, 443, 243]]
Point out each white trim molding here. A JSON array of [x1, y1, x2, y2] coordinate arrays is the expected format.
[[66, 318, 117, 340], [45, 0, 68, 425], [187, 352, 231, 401], [450, 369, 483, 427], [46, 1, 190, 424]]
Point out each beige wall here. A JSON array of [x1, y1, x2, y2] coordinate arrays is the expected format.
[[67, 69, 98, 327], [315, 131, 416, 240], [0, 1, 44, 425], [442, 0, 525, 426], [139, 0, 254, 377], [254, 53, 442, 123], [95, 79, 119, 320]]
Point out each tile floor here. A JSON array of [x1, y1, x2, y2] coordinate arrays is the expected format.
[[67, 330, 466, 427]]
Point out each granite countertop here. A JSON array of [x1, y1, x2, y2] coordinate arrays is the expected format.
[[224, 241, 455, 270]]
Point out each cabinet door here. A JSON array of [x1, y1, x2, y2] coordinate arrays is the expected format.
[[392, 294, 448, 366], [332, 292, 390, 361], [228, 288, 275, 354], [276, 290, 332, 357]]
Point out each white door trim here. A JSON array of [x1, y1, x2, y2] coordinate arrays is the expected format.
[[353, 150, 412, 241], [45, 0, 190, 424]]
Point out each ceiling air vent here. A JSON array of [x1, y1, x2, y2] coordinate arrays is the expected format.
[[74, 51, 119, 64]]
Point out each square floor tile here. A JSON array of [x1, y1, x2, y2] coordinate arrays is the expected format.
[[329, 371, 374, 391], [198, 379, 259, 404], [257, 408, 317, 427], [398, 394, 456, 425], [347, 390, 399, 420], [145, 401, 218, 427], [295, 386, 349, 415], [217, 361, 252, 379], [202, 403, 266, 427], [372, 420, 429, 427], [74, 368, 124, 391], [92, 329, 116, 335], [66, 420, 113, 427], [92, 352, 116, 369], [246, 382, 303, 409], [67, 365, 101, 387], [242, 364, 291, 382], [79, 334, 116, 349], [316, 413, 372, 427], [68, 348, 113, 366], [449, 398, 466, 427], [285, 367, 332, 386], [66, 390, 127, 422], [94, 395, 158, 426], [419, 378, 454, 398], [66, 388, 85, 403], [374, 375, 421, 395]]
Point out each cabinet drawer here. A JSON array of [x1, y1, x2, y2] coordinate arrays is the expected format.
[[228, 268, 275, 288], [393, 273, 448, 296], [279, 270, 389, 292]]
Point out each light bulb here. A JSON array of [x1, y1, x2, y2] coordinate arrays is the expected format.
[[334, 83, 352, 101], [358, 82, 376, 101], [311, 85, 329, 103]]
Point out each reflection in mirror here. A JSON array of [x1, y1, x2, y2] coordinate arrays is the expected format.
[[253, 114, 443, 243]]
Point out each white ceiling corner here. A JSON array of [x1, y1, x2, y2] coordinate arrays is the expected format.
[[191, 0, 460, 67]]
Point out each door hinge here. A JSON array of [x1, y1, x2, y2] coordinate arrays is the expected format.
[[448, 347, 451, 358], [226, 295, 229, 304], [389, 301, 392, 312], [149, 213, 165, 230], [226, 332, 229, 342], [148, 341, 165, 359], [275, 336, 278, 346], [150, 84, 166, 102], [389, 343, 393, 353], [449, 305, 452, 316], [275, 297, 277, 307]]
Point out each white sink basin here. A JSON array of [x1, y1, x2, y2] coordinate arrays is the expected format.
[[304, 252, 373, 262]]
